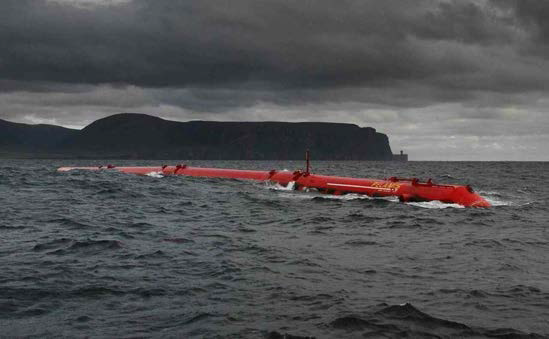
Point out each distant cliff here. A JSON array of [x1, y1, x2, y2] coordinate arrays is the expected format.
[[0, 119, 78, 157], [0, 113, 394, 160]]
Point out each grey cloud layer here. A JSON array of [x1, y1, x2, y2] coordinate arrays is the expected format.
[[1, 1, 548, 95]]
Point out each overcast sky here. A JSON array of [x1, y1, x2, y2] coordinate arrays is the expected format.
[[1, 0, 548, 160]]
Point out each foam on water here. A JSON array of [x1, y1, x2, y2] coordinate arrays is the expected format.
[[478, 190, 518, 207], [275, 192, 317, 200], [274, 189, 399, 203], [485, 196, 512, 207], [264, 180, 296, 191], [320, 193, 375, 201], [145, 171, 164, 178], [262, 181, 388, 201], [309, 193, 396, 202], [406, 200, 465, 209]]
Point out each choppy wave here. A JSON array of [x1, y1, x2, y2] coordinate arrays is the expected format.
[[268, 303, 548, 338], [325, 303, 547, 338]]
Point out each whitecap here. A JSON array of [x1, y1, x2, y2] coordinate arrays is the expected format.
[[477, 191, 514, 207], [406, 201, 465, 209], [145, 171, 164, 178], [264, 181, 296, 191]]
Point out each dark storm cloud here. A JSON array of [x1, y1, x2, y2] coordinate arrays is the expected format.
[[495, 0, 549, 42], [1, 0, 546, 96]]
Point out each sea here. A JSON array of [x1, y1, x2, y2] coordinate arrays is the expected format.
[[0, 159, 548, 338]]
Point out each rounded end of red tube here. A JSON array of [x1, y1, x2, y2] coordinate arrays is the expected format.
[[469, 197, 491, 208], [461, 193, 492, 208], [451, 186, 491, 207]]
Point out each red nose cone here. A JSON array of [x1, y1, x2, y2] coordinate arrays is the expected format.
[[470, 197, 491, 208], [452, 187, 491, 207]]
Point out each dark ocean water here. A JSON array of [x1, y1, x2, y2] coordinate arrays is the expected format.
[[1, 160, 548, 338]]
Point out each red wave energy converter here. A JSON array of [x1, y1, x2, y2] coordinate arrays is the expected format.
[[57, 151, 491, 208]]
